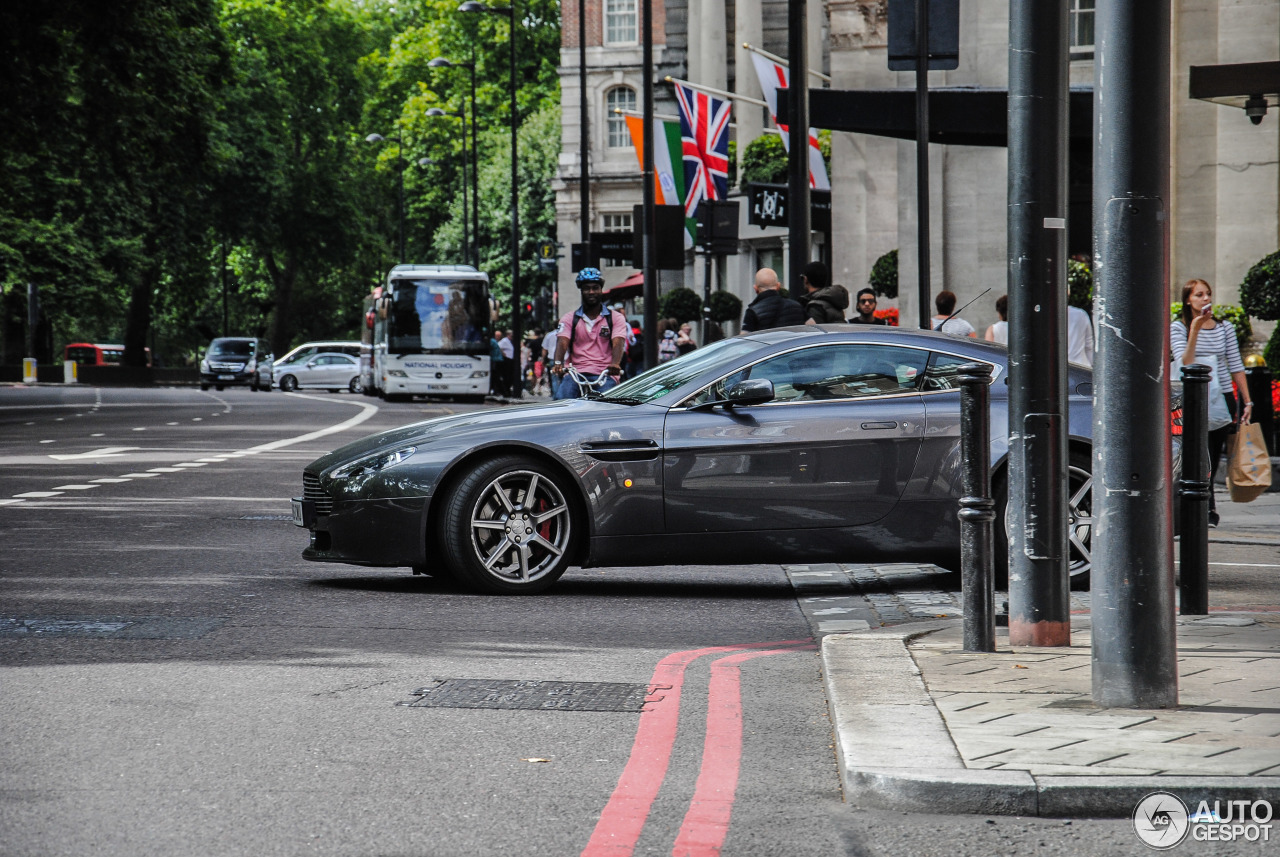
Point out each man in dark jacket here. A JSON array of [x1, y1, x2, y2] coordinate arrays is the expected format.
[[799, 261, 849, 324], [740, 267, 805, 332]]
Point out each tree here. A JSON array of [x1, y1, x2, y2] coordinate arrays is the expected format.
[[869, 249, 898, 299], [658, 287, 702, 324], [740, 135, 787, 185], [1240, 249, 1280, 374]]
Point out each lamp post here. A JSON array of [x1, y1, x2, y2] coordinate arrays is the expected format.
[[426, 108, 472, 266], [460, 0, 521, 399], [428, 56, 481, 268], [365, 132, 406, 264]]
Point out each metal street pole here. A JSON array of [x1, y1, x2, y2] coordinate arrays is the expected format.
[[397, 138, 406, 264], [507, 4, 522, 398], [958, 362, 997, 653], [914, 0, 930, 329], [641, 0, 658, 369], [1007, 0, 1070, 647], [579, 0, 590, 251], [1091, 0, 1177, 709], [470, 49, 480, 268], [787, 0, 810, 287], [1178, 363, 1211, 615]]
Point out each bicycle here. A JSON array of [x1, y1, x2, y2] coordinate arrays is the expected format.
[[559, 365, 617, 400]]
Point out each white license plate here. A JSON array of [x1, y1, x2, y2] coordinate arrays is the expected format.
[[291, 498, 307, 527], [217, 374, 235, 381], [427, 384, 448, 390]]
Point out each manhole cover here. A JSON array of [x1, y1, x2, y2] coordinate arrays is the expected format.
[[400, 679, 664, 712]]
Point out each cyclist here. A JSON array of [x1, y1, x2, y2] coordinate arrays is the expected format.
[[552, 268, 628, 399]]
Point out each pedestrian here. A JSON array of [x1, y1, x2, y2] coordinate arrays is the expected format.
[[676, 323, 697, 354], [489, 330, 507, 396], [1067, 303, 1094, 367], [931, 290, 976, 337], [551, 268, 628, 399], [658, 329, 679, 363], [984, 294, 1009, 344], [625, 322, 645, 378], [740, 267, 805, 332], [498, 328, 516, 395], [1171, 278, 1254, 527], [850, 288, 886, 325], [798, 261, 849, 324]]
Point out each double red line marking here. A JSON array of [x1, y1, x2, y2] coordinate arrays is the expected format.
[[581, 639, 814, 857]]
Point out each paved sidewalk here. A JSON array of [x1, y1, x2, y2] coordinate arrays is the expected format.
[[787, 493, 1280, 816]]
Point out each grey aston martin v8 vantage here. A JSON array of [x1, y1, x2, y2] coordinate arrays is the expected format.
[[293, 326, 1096, 594]]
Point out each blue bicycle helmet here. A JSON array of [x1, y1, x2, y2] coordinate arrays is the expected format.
[[575, 267, 604, 286]]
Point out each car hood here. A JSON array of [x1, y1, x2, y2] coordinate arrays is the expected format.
[[308, 398, 660, 474]]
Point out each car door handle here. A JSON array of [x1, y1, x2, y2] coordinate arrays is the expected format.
[[579, 439, 660, 461], [860, 421, 898, 430]]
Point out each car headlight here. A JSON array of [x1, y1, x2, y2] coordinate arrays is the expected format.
[[330, 446, 418, 479], [388, 369, 408, 377], [200, 360, 209, 372], [246, 359, 257, 373], [469, 370, 489, 378]]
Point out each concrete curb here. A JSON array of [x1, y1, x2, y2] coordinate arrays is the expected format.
[[821, 625, 1280, 817]]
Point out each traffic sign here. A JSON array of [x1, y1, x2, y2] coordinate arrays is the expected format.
[[538, 241, 557, 269]]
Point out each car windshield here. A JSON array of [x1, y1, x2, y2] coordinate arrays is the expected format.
[[208, 340, 254, 358], [389, 279, 489, 355], [602, 337, 761, 404]]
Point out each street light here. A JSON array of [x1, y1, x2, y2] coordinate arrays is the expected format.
[[460, 0, 522, 399], [422, 111, 471, 266], [428, 56, 481, 267], [365, 132, 406, 264]]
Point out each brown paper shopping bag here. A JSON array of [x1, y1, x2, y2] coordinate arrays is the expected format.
[[1227, 422, 1272, 503]]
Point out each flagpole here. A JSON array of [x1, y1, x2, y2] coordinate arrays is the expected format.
[[616, 106, 778, 133], [664, 76, 769, 108], [642, 0, 658, 369], [741, 42, 831, 84]]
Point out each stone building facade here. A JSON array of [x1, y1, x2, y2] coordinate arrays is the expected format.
[[555, 0, 1279, 344]]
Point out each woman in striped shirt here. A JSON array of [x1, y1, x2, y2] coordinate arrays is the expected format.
[[1171, 278, 1255, 526]]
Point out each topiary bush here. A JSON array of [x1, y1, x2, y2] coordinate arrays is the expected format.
[[869, 249, 898, 299], [740, 135, 788, 185], [1170, 302, 1252, 351], [1068, 257, 1093, 312], [707, 290, 742, 323], [1241, 249, 1280, 374], [658, 287, 703, 325]]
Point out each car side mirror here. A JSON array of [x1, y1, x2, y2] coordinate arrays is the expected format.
[[725, 379, 774, 406]]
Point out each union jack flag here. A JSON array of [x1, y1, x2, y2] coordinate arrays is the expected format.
[[673, 82, 731, 219]]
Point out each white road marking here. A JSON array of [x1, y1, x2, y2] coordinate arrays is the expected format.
[[1210, 561, 1280, 568], [121, 473, 160, 478], [192, 418, 202, 422], [245, 393, 378, 453], [147, 468, 184, 473], [48, 447, 137, 461], [53, 485, 99, 490], [167, 422, 178, 426], [173, 463, 207, 468], [39, 440, 54, 444], [132, 427, 146, 431], [15, 492, 63, 498], [0, 499, 25, 505], [91, 433, 104, 437], [195, 458, 224, 463], [91, 478, 131, 484]]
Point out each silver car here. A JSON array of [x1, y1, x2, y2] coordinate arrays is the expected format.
[[293, 327, 1096, 594], [274, 353, 362, 393]]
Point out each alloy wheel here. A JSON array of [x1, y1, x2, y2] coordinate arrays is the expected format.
[[467, 469, 571, 584]]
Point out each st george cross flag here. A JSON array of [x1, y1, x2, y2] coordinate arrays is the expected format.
[[672, 81, 732, 218], [749, 53, 831, 190]]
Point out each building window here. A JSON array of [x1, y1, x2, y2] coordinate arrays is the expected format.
[[1069, 0, 1094, 61], [605, 0, 637, 45], [606, 87, 636, 148]]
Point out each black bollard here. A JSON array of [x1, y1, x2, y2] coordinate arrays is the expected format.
[[1179, 363, 1211, 615], [958, 362, 996, 652]]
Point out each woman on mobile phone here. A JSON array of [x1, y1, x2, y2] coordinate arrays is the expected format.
[[1171, 278, 1254, 526]]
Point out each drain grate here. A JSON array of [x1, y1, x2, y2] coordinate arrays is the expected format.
[[399, 679, 665, 712]]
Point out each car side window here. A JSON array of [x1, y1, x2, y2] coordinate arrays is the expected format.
[[686, 344, 928, 406], [920, 352, 993, 391]]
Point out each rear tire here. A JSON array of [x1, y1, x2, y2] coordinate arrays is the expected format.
[[349, 377, 363, 394], [994, 447, 1093, 590], [279, 375, 298, 393], [200, 384, 209, 391], [437, 455, 578, 594]]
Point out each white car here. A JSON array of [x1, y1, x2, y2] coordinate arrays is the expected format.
[[274, 353, 362, 393]]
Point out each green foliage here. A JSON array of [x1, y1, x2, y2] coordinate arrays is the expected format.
[[1068, 258, 1093, 311], [658, 287, 703, 325], [1170, 302, 1252, 350], [707, 290, 742, 323], [740, 135, 787, 185], [869, 249, 898, 299], [1263, 326, 1280, 376], [1240, 249, 1280, 321]]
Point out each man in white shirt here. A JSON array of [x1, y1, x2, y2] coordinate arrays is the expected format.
[[1067, 305, 1093, 367]]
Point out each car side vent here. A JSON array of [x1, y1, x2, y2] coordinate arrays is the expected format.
[[303, 473, 333, 516]]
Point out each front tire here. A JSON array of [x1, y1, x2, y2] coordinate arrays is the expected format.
[[994, 447, 1093, 590], [437, 455, 577, 594], [349, 377, 363, 394], [279, 375, 298, 393]]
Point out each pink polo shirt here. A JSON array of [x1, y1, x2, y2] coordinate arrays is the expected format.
[[556, 308, 628, 374]]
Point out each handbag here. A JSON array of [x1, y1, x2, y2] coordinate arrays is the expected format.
[[1173, 355, 1232, 430], [1227, 422, 1273, 503]]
